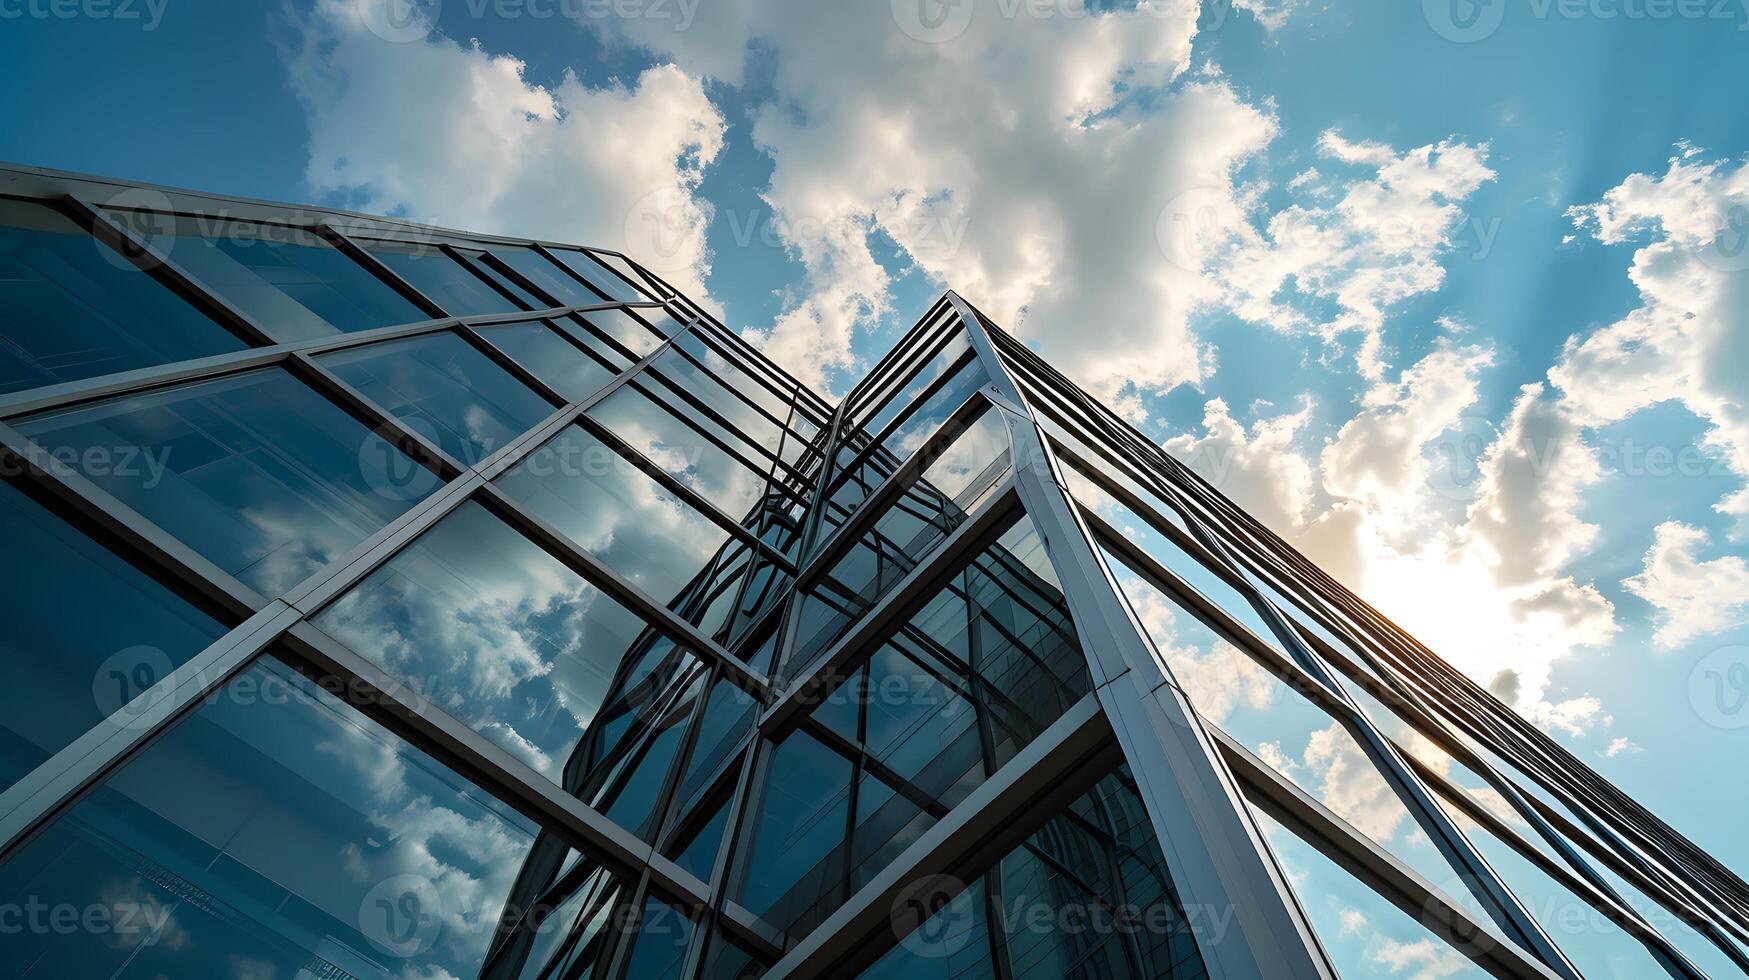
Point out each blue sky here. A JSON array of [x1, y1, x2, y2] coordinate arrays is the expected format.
[[4, 0, 1749, 872]]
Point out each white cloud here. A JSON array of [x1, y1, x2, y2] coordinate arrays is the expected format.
[[1164, 396, 1316, 534], [285, 0, 726, 299], [1624, 521, 1749, 651]]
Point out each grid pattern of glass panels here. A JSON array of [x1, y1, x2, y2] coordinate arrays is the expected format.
[[0, 163, 1742, 980]]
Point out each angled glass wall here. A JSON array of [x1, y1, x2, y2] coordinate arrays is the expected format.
[[0, 164, 1741, 980]]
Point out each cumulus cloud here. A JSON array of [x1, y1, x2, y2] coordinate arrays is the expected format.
[[1624, 521, 1749, 651], [285, 0, 726, 299]]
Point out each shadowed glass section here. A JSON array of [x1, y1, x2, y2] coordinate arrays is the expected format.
[[865, 766, 1209, 980], [476, 319, 620, 402], [621, 898, 694, 980], [18, 367, 434, 596], [0, 656, 542, 979], [787, 406, 1011, 678], [741, 517, 1092, 936], [108, 212, 425, 341], [316, 500, 660, 786], [0, 198, 244, 393], [0, 478, 228, 795], [1252, 805, 1487, 980], [318, 331, 555, 466], [363, 239, 524, 315]]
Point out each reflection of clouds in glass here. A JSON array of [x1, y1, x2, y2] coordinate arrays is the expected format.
[[917, 409, 1009, 508], [590, 387, 766, 521], [320, 503, 652, 784], [1304, 722, 1408, 843], [1119, 566, 1275, 723], [499, 427, 729, 604], [1336, 907, 1476, 980]]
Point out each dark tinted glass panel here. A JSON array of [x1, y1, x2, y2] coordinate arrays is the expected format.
[[675, 679, 758, 806], [491, 247, 601, 306], [364, 239, 522, 315], [739, 731, 852, 918], [495, 424, 733, 606], [458, 248, 547, 308], [0, 479, 228, 794], [0, 656, 540, 979], [860, 881, 994, 980], [0, 198, 243, 393], [506, 866, 623, 980], [622, 899, 693, 980], [552, 249, 650, 302], [112, 212, 425, 341], [318, 331, 555, 465], [699, 932, 768, 980], [318, 500, 659, 785], [18, 367, 433, 596], [669, 797, 731, 882], [590, 384, 771, 520], [477, 319, 620, 402]]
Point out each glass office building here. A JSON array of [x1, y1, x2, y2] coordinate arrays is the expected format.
[[0, 162, 1743, 980]]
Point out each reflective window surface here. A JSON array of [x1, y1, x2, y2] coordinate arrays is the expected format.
[[477, 318, 621, 402], [0, 478, 228, 795], [576, 306, 667, 357], [590, 383, 771, 520], [318, 500, 657, 785], [318, 331, 555, 466], [491, 246, 603, 307], [0, 198, 244, 393], [496, 424, 734, 608], [18, 367, 433, 596], [1252, 804, 1488, 980], [552, 248, 650, 302], [109, 212, 425, 341], [0, 656, 540, 979], [364, 238, 524, 315]]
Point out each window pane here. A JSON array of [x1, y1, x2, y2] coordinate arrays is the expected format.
[[1104, 546, 1489, 925], [18, 367, 434, 595], [1437, 787, 1674, 979], [669, 797, 732, 882], [860, 881, 994, 980], [0, 479, 228, 794], [114, 212, 425, 341], [491, 247, 601, 307], [318, 331, 555, 466], [477, 319, 620, 402], [0, 198, 243, 393], [551, 248, 650, 302], [574, 307, 666, 357], [738, 731, 852, 918], [622, 898, 694, 980], [590, 384, 770, 520], [0, 656, 541, 979], [364, 239, 523, 315], [495, 424, 734, 607], [649, 342, 787, 454], [317, 500, 660, 784], [1252, 805, 1489, 980]]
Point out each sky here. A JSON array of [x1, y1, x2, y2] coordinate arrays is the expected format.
[[2, 0, 1748, 873]]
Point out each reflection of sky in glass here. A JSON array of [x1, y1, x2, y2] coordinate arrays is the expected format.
[[1254, 806, 1487, 980], [1106, 550, 1493, 927], [496, 424, 730, 606], [477, 319, 619, 403], [0, 478, 228, 795], [318, 500, 656, 783], [18, 367, 430, 597], [589, 384, 768, 522], [0, 656, 538, 979], [650, 338, 786, 455], [1438, 788, 1671, 980], [319, 331, 555, 466]]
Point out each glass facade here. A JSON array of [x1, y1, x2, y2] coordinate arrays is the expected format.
[[0, 164, 1742, 980]]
